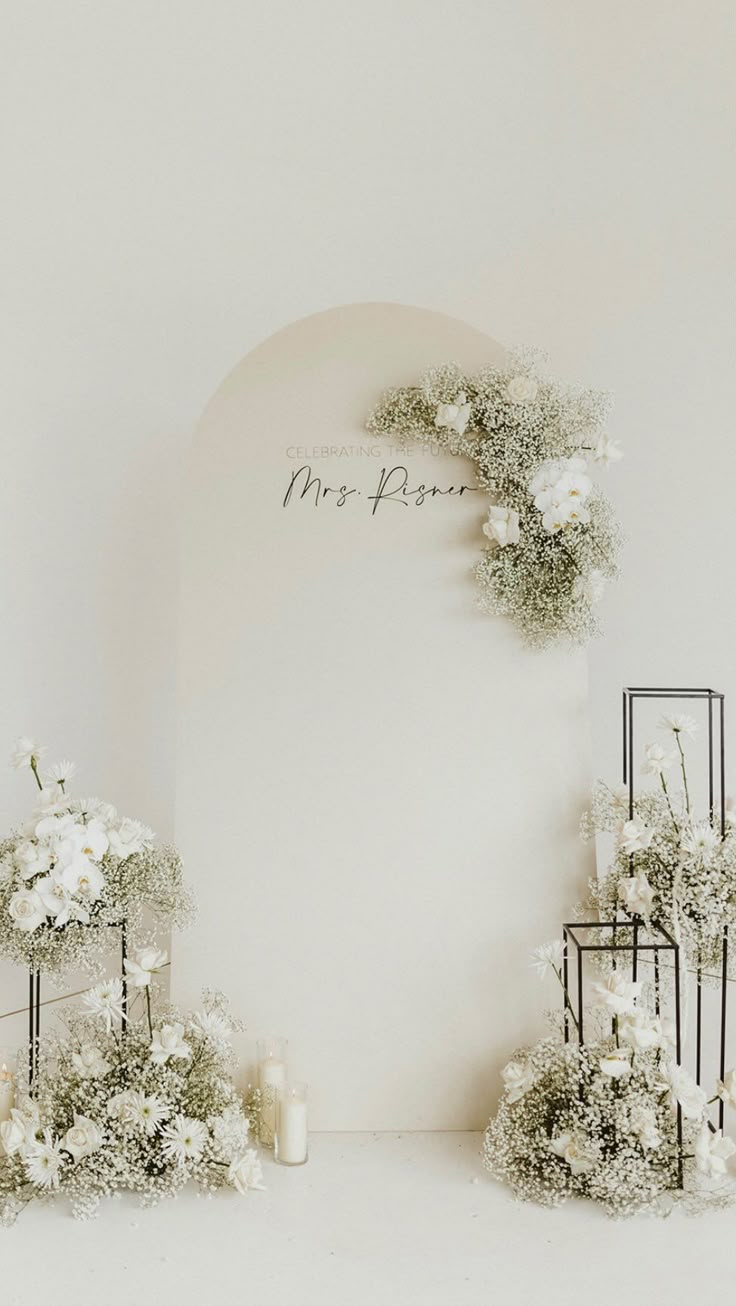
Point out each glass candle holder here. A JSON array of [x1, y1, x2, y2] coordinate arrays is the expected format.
[[256, 1037, 288, 1147], [275, 1082, 308, 1166], [0, 1049, 17, 1126]]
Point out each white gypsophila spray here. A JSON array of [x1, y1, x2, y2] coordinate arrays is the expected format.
[[0, 985, 262, 1224], [483, 1033, 736, 1217], [367, 356, 622, 647], [0, 739, 194, 978], [581, 718, 736, 978]]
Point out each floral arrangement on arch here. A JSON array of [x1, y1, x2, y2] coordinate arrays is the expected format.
[[483, 943, 736, 1216], [367, 357, 623, 647], [0, 972, 263, 1223], [0, 738, 193, 977], [581, 713, 736, 975]]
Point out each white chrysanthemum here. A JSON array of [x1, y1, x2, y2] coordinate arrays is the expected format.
[[24, 1130, 65, 1189], [129, 1092, 169, 1136], [680, 821, 720, 865], [84, 979, 125, 1033], [659, 713, 698, 737], [530, 940, 565, 978], [45, 759, 76, 788], [161, 1115, 207, 1165], [192, 1009, 232, 1048]]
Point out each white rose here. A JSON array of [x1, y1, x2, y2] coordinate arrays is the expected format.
[[592, 971, 642, 1016], [0, 1112, 28, 1157], [550, 1130, 598, 1175], [641, 743, 676, 776], [506, 375, 538, 405], [63, 1114, 103, 1162], [434, 392, 471, 436], [501, 1060, 535, 1103], [72, 1044, 111, 1080], [150, 1023, 191, 1066], [598, 1048, 632, 1079], [618, 871, 655, 918], [228, 1150, 264, 1194], [663, 1063, 707, 1120], [124, 946, 168, 988], [107, 1091, 140, 1126], [107, 818, 152, 860], [619, 1009, 665, 1051], [717, 1069, 736, 1109], [8, 887, 46, 932], [482, 505, 520, 548], [617, 818, 653, 856], [695, 1124, 736, 1177]]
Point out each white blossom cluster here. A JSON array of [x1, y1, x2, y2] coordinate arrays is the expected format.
[[581, 716, 736, 974], [0, 739, 193, 977], [0, 985, 262, 1223], [483, 1029, 735, 1217], [367, 358, 622, 646]]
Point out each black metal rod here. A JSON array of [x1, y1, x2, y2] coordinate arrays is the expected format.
[[562, 929, 569, 1045], [708, 694, 714, 818], [577, 946, 584, 1045], [696, 958, 702, 1084], [121, 923, 128, 1025], [721, 696, 726, 838], [28, 970, 34, 1084], [720, 927, 728, 1132]]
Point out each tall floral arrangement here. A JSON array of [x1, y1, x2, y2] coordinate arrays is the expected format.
[[367, 357, 623, 646], [0, 738, 193, 976], [0, 976, 262, 1223], [483, 941, 736, 1216], [581, 714, 736, 974]]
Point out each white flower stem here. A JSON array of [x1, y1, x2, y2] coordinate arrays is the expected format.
[[552, 965, 580, 1034], [675, 734, 691, 816], [29, 758, 43, 793], [660, 773, 679, 836]]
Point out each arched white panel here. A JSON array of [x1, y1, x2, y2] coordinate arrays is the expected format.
[[175, 304, 593, 1129]]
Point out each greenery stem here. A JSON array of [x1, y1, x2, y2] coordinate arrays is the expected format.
[[29, 758, 43, 792], [675, 734, 691, 816]]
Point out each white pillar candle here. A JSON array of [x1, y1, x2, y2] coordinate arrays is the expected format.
[[276, 1083, 308, 1166], [256, 1037, 288, 1146], [0, 1064, 15, 1125]]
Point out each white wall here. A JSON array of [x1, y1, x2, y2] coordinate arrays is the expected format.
[[175, 303, 593, 1128], [1, 3, 735, 1066]]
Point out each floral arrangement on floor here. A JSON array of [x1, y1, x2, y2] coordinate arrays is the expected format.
[[0, 738, 193, 977], [367, 357, 623, 646], [483, 943, 736, 1216], [0, 964, 262, 1223], [581, 714, 736, 974]]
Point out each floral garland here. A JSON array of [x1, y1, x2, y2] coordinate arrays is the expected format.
[[0, 980, 262, 1223], [0, 738, 193, 978], [581, 714, 736, 974], [367, 358, 623, 647]]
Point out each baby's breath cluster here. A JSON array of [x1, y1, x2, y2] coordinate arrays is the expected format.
[[367, 357, 622, 646], [484, 1037, 688, 1217], [0, 738, 193, 978], [582, 715, 736, 973], [0, 985, 262, 1224]]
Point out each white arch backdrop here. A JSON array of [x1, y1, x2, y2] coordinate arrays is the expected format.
[[174, 303, 594, 1130]]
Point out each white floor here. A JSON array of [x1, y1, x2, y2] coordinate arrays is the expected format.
[[4, 1132, 735, 1305]]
